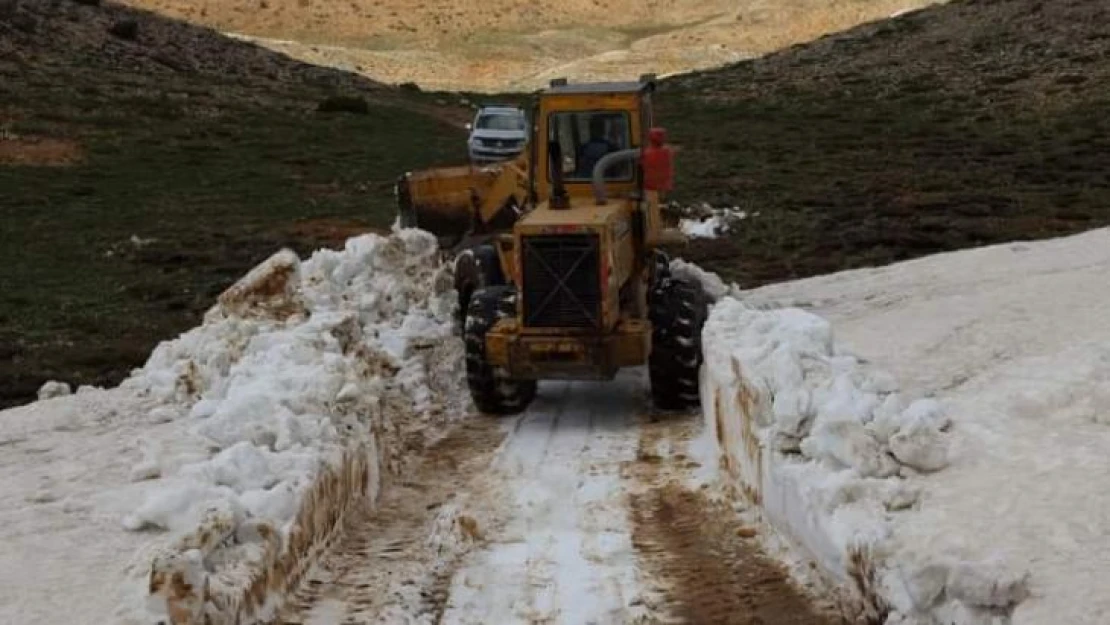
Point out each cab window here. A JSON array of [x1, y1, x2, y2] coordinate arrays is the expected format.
[[547, 111, 633, 182]]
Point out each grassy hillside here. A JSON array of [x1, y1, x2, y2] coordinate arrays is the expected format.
[[656, 0, 1110, 285], [0, 0, 469, 407]]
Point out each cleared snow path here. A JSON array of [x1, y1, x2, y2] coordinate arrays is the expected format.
[[439, 372, 649, 624], [281, 371, 652, 624], [279, 368, 841, 624]]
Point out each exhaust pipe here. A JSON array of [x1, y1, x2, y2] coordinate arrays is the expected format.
[[591, 148, 641, 205]]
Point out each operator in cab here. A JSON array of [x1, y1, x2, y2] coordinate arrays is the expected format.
[[575, 115, 619, 178]]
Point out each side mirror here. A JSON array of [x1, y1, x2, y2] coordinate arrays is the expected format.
[[464, 123, 472, 131]]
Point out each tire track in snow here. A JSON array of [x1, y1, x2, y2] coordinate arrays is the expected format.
[[437, 369, 653, 624], [627, 416, 848, 625], [275, 417, 507, 624]]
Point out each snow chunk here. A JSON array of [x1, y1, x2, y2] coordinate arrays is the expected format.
[[211, 247, 306, 322], [37, 380, 72, 400], [669, 257, 742, 301], [680, 215, 724, 238], [888, 419, 949, 473], [129, 439, 163, 482], [802, 420, 900, 478], [121, 482, 244, 533], [668, 202, 752, 239], [946, 559, 1031, 609]]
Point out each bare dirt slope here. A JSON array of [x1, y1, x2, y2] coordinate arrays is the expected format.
[[116, 0, 940, 90]]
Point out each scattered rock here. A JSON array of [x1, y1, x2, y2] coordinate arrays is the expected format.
[[11, 13, 37, 33], [735, 526, 758, 538], [109, 19, 139, 41], [457, 514, 482, 541]]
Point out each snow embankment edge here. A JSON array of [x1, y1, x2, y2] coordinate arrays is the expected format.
[[147, 440, 378, 623], [684, 264, 1032, 625], [128, 229, 468, 624]]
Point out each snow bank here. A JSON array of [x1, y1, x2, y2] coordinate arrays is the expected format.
[[92, 228, 467, 623], [731, 227, 1110, 625], [697, 290, 1030, 623]]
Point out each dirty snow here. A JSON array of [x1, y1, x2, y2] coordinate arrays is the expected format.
[[704, 227, 1110, 624], [671, 202, 753, 239], [0, 228, 467, 625]]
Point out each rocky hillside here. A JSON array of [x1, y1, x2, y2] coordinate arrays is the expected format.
[[114, 0, 938, 90], [658, 0, 1110, 286]]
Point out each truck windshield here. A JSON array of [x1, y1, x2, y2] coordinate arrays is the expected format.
[[476, 113, 525, 131]]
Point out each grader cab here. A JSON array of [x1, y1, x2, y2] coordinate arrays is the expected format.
[[400, 76, 708, 414]]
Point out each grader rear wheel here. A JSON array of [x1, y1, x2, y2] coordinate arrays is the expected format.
[[464, 286, 537, 415]]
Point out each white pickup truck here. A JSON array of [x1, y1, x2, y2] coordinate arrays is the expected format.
[[466, 105, 528, 163]]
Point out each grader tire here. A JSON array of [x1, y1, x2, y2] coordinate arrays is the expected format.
[[648, 275, 708, 411], [464, 286, 536, 415], [453, 244, 505, 332]]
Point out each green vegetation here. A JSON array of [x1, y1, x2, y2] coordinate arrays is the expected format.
[[0, 6, 466, 406], [656, 0, 1110, 285]]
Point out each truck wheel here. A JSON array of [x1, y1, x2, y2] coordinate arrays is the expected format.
[[648, 275, 708, 411], [453, 244, 505, 331], [465, 286, 536, 415]]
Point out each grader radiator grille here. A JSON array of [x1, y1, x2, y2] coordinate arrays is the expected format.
[[521, 234, 602, 328]]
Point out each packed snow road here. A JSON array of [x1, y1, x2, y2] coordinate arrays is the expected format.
[[279, 368, 842, 625]]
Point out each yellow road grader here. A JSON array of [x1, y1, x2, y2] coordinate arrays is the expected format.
[[395, 76, 708, 414]]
